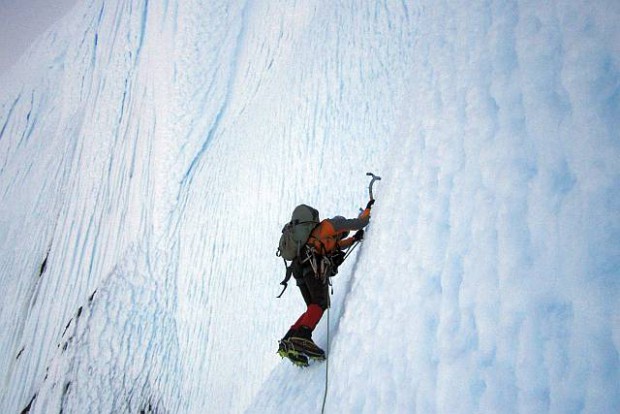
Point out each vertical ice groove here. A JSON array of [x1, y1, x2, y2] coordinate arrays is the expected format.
[[17, 91, 36, 148], [0, 95, 20, 143], [91, 2, 103, 69], [135, 0, 150, 61], [180, 0, 252, 191]]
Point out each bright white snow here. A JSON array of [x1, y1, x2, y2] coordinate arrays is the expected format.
[[1, 0, 618, 413]]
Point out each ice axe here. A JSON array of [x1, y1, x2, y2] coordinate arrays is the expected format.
[[344, 172, 381, 261], [366, 172, 382, 201]]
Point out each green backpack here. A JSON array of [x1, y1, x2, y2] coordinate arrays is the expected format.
[[276, 204, 319, 296], [277, 204, 320, 260]]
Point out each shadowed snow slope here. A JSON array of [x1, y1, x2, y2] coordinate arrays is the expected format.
[[1, 0, 618, 413]]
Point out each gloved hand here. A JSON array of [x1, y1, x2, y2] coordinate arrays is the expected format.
[[331, 250, 345, 267], [366, 199, 375, 209], [353, 229, 365, 241]]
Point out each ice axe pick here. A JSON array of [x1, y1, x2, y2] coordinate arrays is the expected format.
[[366, 172, 382, 201]]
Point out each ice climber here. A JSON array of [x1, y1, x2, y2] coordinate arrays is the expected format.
[[276, 200, 374, 366]]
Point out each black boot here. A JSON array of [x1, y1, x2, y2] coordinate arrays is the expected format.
[[288, 326, 325, 359], [283, 328, 297, 340], [295, 326, 313, 339]]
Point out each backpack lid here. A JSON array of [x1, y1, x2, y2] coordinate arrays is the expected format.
[[291, 204, 319, 223]]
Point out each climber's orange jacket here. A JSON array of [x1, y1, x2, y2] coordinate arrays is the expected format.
[[307, 207, 371, 255]]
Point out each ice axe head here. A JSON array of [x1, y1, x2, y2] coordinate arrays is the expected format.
[[366, 172, 382, 200]]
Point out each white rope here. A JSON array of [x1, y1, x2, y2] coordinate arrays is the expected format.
[[321, 306, 330, 414]]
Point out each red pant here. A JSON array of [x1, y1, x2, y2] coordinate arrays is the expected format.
[[290, 260, 329, 331]]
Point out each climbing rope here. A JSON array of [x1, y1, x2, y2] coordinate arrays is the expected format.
[[321, 306, 330, 414]]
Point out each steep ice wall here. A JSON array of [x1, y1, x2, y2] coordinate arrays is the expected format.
[[249, 1, 620, 413], [1, 0, 618, 413]]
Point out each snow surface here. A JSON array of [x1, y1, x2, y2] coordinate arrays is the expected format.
[[0, 0, 619, 413]]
